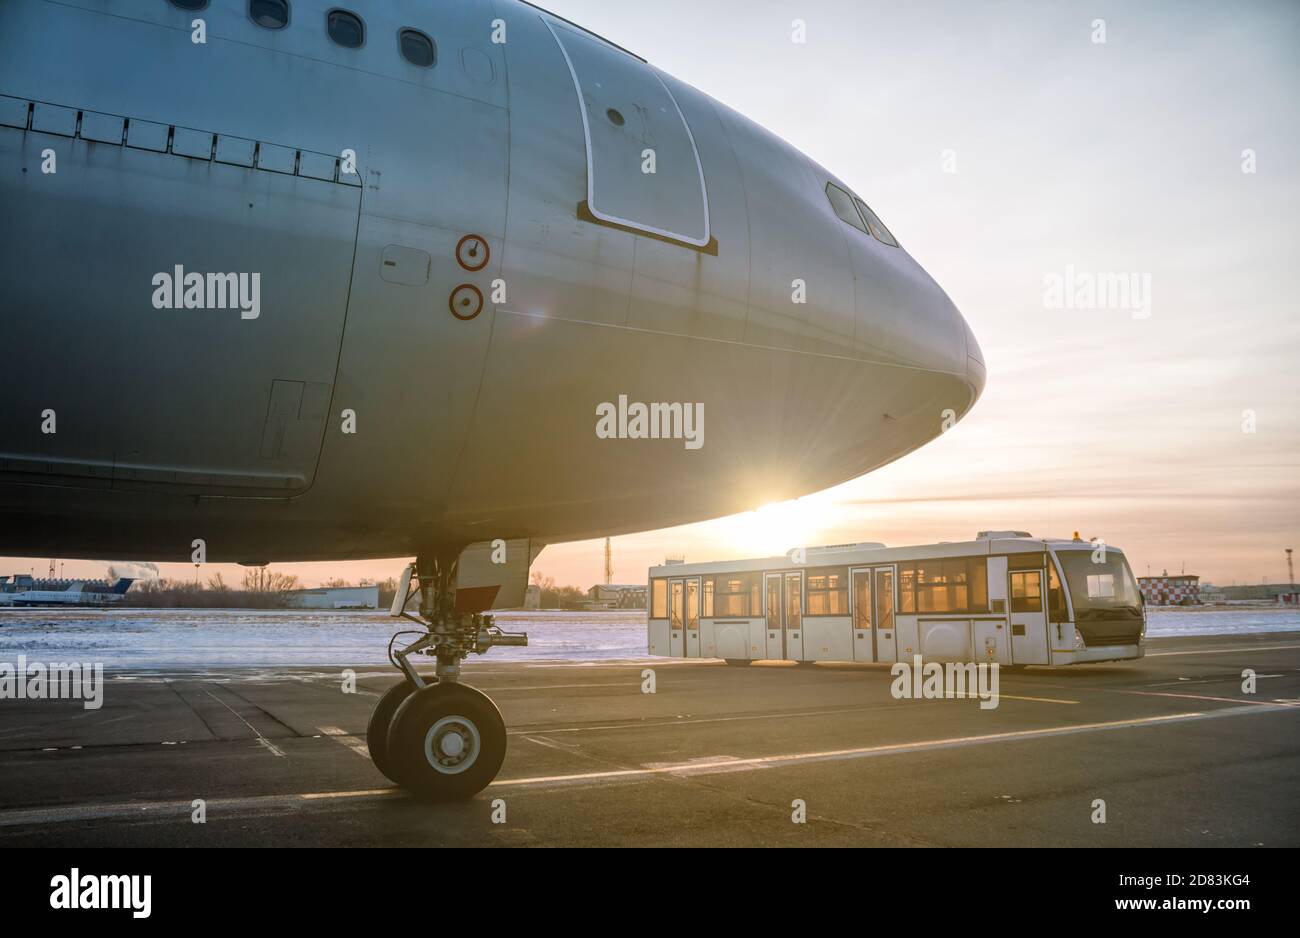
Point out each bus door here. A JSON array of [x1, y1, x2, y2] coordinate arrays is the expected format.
[[873, 567, 897, 662], [1008, 567, 1049, 665], [669, 579, 685, 656], [784, 572, 803, 660], [683, 577, 702, 658], [851, 566, 874, 662], [765, 573, 782, 658]]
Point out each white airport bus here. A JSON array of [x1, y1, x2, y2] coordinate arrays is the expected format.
[[647, 532, 1145, 667]]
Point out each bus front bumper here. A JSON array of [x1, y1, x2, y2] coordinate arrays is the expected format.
[[1050, 643, 1145, 665]]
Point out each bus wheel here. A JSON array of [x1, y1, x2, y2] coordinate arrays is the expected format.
[[387, 683, 506, 800], [723, 658, 751, 667]]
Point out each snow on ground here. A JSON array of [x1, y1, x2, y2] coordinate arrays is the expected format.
[[0, 606, 1296, 669]]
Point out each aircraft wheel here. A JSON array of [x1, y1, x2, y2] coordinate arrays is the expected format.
[[723, 658, 751, 667], [387, 683, 506, 800], [366, 678, 420, 784]]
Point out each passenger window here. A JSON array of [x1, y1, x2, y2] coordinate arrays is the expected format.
[[805, 567, 848, 615], [399, 28, 436, 67], [1010, 571, 1043, 613], [897, 565, 916, 613], [249, 0, 289, 29], [327, 10, 364, 48], [854, 197, 899, 247], [825, 182, 868, 233], [650, 579, 667, 618], [713, 573, 756, 617]]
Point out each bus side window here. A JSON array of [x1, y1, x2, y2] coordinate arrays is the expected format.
[[651, 578, 667, 618], [1009, 571, 1043, 613], [766, 577, 781, 630], [702, 577, 714, 617], [898, 564, 915, 613], [1047, 563, 1067, 622]]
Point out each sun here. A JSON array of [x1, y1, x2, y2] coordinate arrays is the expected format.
[[717, 494, 839, 559]]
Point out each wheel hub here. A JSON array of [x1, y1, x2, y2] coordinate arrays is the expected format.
[[424, 715, 480, 774]]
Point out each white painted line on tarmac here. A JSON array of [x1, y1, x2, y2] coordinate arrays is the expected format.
[[990, 694, 1078, 705], [1119, 689, 1300, 708], [318, 726, 370, 759], [489, 703, 1299, 789]]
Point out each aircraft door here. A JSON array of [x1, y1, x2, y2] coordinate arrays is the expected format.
[[544, 21, 711, 248], [0, 127, 361, 495]]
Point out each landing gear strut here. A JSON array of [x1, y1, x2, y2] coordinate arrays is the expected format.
[[366, 554, 527, 800]]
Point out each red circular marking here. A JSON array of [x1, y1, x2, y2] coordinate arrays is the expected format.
[[449, 283, 483, 321], [455, 234, 490, 272]]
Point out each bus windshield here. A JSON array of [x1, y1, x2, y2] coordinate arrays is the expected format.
[[1055, 550, 1143, 620]]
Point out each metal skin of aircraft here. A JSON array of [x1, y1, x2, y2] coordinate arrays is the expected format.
[[0, 0, 985, 799]]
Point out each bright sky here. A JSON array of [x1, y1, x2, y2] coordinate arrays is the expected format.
[[7, 0, 1297, 589]]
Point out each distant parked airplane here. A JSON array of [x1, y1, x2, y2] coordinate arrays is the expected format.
[[0, 575, 135, 607]]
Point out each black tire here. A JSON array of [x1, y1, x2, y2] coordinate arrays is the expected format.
[[366, 678, 418, 784], [723, 658, 751, 667], [386, 683, 506, 801]]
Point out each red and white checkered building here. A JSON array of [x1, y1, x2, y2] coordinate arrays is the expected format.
[[1138, 574, 1200, 605]]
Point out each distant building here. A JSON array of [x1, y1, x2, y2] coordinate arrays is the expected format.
[[584, 583, 647, 610], [1138, 573, 1200, 606], [286, 585, 379, 609], [1198, 582, 1227, 603], [1215, 583, 1299, 602]]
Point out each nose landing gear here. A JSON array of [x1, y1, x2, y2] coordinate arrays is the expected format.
[[367, 554, 526, 800]]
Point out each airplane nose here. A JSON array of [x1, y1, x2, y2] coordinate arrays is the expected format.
[[962, 315, 987, 409]]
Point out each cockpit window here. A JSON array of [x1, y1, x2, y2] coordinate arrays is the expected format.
[[249, 0, 289, 29], [855, 197, 899, 248], [825, 182, 868, 233], [327, 10, 364, 48], [399, 28, 436, 67]]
